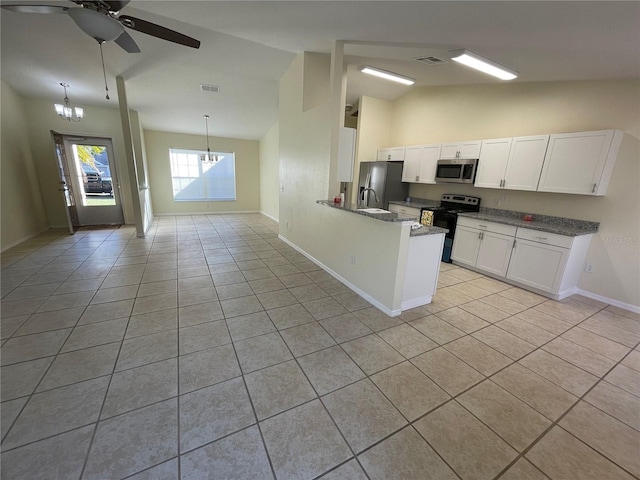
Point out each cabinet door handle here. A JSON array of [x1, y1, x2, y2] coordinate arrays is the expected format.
[[478, 224, 487, 229], [478, 231, 482, 240], [535, 236, 548, 241], [512, 239, 516, 249], [416, 176, 419, 181], [592, 183, 597, 193]]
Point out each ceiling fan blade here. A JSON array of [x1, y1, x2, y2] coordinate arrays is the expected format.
[[1, 4, 68, 14], [103, 0, 130, 12], [114, 30, 140, 53], [118, 15, 200, 49]]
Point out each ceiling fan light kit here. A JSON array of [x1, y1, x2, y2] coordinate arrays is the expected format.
[[67, 7, 124, 43], [359, 66, 415, 85], [54, 83, 84, 122], [1, 0, 201, 53], [450, 49, 518, 80]]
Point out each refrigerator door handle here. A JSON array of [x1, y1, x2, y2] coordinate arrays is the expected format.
[[364, 173, 372, 206]]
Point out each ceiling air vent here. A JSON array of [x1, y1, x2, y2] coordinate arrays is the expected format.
[[200, 83, 220, 93], [414, 56, 447, 65]]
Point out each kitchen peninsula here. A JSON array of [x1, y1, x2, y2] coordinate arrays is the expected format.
[[313, 200, 447, 316]]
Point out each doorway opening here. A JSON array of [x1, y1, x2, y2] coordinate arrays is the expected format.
[[53, 132, 124, 230]]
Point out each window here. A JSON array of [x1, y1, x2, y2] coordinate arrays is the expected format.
[[169, 148, 236, 201]]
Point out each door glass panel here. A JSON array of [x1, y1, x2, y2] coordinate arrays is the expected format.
[[71, 144, 116, 206]]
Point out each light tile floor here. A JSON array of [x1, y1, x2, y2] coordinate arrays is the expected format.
[[1, 214, 639, 480]]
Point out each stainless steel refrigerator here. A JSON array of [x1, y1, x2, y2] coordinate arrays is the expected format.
[[357, 161, 409, 209]]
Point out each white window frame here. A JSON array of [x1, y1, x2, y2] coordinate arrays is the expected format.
[[169, 148, 236, 202]]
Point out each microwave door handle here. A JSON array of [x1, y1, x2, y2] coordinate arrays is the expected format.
[[365, 173, 371, 189]]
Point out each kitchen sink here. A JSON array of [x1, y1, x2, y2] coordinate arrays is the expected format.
[[357, 208, 391, 214]]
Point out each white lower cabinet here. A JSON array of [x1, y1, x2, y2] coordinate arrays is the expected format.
[[476, 231, 515, 277], [506, 238, 568, 293], [452, 219, 593, 299], [388, 203, 421, 220], [450, 226, 482, 266], [451, 218, 516, 276]]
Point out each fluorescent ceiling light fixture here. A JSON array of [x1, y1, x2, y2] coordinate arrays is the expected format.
[[359, 66, 415, 85], [450, 49, 518, 80]]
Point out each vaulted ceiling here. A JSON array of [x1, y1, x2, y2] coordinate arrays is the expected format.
[[2, 1, 638, 140]]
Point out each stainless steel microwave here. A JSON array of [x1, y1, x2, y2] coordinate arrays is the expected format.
[[435, 158, 478, 183]]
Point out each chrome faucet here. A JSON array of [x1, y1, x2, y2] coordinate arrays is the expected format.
[[360, 187, 380, 205]]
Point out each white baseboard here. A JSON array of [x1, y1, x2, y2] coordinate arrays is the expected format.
[[260, 211, 279, 223], [278, 234, 401, 317], [1, 226, 52, 252], [402, 295, 433, 311], [451, 262, 640, 314], [153, 210, 261, 216], [575, 288, 640, 314]]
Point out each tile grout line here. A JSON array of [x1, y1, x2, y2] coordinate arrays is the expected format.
[[490, 335, 640, 480], [2, 218, 638, 479]]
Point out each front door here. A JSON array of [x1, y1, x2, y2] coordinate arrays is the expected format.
[[62, 136, 124, 226]]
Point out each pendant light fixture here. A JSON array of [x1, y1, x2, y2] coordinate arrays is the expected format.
[[200, 114, 221, 163], [54, 83, 84, 122]]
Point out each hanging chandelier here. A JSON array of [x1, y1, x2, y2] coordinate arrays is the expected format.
[[201, 114, 221, 163], [54, 83, 84, 122]]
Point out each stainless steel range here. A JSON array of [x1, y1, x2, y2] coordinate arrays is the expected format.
[[420, 194, 481, 262]]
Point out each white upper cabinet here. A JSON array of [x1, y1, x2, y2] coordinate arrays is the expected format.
[[402, 146, 422, 182], [337, 127, 356, 182], [475, 138, 512, 189], [418, 144, 442, 184], [475, 135, 549, 191], [440, 141, 482, 159], [537, 129, 623, 195], [401, 144, 442, 183], [377, 146, 405, 161], [504, 135, 550, 191]]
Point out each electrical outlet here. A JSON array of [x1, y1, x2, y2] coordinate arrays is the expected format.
[[585, 263, 593, 273], [286, 220, 289, 229], [280, 185, 285, 192], [350, 256, 356, 265], [493, 198, 501, 207]]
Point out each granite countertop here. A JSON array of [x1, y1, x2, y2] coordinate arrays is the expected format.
[[316, 200, 448, 237], [458, 208, 599, 236]]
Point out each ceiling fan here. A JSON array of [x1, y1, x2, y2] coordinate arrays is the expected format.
[[1, 0, 201, 52]]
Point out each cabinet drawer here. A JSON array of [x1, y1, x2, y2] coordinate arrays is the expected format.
[[456, 217, 517, 236], [516, 228, 574, 248]]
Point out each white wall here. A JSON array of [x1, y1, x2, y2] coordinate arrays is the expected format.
[[388, 79, 640, 308], [259, 121, 280, 221], [278, 53, 331, 248], [22, 96, 135, 227], [350, 95, 393, 206], [130, 111, 154, 234], [1, 82, 48, 249], [278, 53, 413, 308], [143, 130, 260, 215]]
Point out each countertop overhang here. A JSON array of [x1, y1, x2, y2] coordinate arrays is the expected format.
[[316, 200, 448, 237]]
